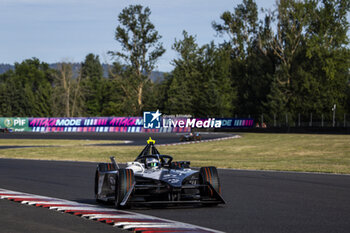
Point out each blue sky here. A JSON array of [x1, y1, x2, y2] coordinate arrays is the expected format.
[[1, 0, 275, 71]]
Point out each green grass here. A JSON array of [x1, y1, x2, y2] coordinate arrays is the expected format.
[[0, 134, 349, 174]]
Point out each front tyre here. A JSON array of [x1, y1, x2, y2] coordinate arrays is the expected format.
[[199, 166, 221, 203], [115, 168, 134, 208]]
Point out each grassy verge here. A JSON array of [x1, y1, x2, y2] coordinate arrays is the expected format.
[[0, 134, 349, 174]]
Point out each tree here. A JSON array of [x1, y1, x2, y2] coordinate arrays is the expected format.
[[213, 0, 273, 116], [109, 4, 165, 114], [300, 0, 350, 117], [165, 73, 192, 114], [100, 78, 126, 116], [0, 58, 54, 117], [212, 0, 258, 59], [270, 0, 350, 119], [146, 73, 172, 113], [210, 44, 237, 117], [52, 62, 83, 117], [167, 31, 200, 115], [269, 0, 309, 105], [81, 53, 104, 116], [168, 31, 236, 117], [107, 62, 140, 115], [212, 0, 350, 122]]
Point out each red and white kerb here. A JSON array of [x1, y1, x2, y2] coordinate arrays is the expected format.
[[0, 188, 222, 233]]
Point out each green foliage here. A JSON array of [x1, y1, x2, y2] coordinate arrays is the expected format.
[[110, 5, 165, 75], [0, 58, 54, 117], [165, 31, 236, 117], [100, 78, 126, 116], [0, 2, 349, 119], [109, 4, 165, 114], [213, 0, 258, 59], [81, 53, 104, 116]]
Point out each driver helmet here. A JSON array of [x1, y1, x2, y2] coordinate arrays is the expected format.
[[146, 157, 160, 169]]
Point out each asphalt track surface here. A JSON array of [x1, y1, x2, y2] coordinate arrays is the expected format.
[[1, 158, 350, 233], [1, 132, 350, 233]]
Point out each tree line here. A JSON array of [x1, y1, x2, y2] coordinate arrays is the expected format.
[[0, 0, 349, 122]]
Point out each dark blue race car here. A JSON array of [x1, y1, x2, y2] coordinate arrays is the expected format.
[[180, 132, 201, 142], [94, 138, 225, 208]]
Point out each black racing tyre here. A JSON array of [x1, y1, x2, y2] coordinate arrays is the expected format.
[[94, 169, 103, 203], [97, 163, 115, 172], [115, 168, 134, 208], [199, 166, 221, 197]]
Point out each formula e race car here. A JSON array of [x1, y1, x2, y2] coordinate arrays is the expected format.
[[180, 132, 201, 142], [0, 128, 10, 133], [94, 138, 225, 208]]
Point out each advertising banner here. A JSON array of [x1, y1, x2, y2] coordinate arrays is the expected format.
[[149, 117, 254, 129], [0, 116, 254, 133], [216, 118, 254, 128], [142, 110, 254, 130], [28, 117, 143, 128], [0, 117, 30, 132], [27, 116, 255, 129], [27, 117, 191, 133]]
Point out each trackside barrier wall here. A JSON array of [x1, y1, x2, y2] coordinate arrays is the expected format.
[[0, 117, 254, 133]]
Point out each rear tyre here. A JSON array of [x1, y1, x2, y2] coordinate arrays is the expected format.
[[115, 168, 134, 208], [199, 166, 221, 205], [97, 163, 115, 172]]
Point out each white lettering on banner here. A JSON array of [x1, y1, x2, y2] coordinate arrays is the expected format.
[[161, 118, 222, 128], [187, 119, 196, 127], [203, 119, 210, 127], [178, 120, 184, 127], [135, 118, 143, 125], [215, 120, 221, 128], [56, 119, 82, 126], [172, 120, 178, 128], [221, 120, 232, 126], [196, 121, 203, 127], [162, 119, 169, 128], [14, 118, 26, 126]]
